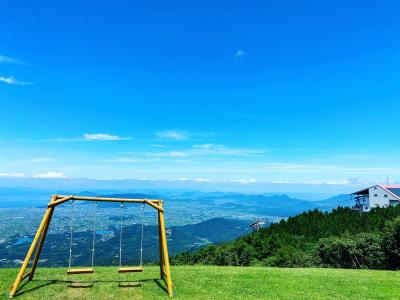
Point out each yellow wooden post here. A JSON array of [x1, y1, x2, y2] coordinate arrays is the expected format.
[[158, 201, 173, 297], [9, 206, 54, 298], [29, 195, 56, 280], [158, 200, 165, 279]]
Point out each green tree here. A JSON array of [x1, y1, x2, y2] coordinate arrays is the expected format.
[[382, 216, 400, 269]]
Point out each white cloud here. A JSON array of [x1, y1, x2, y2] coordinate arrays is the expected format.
[[167, 151, 187, 157], [235, 50, 246, 58], [229, 178, 256, 184], [44, 134, 131, 142], [0, 54, 23, 64], [172, 177, 189, 181], [262, 163, 395, 174], [33, 172, 66, 178], [193, 143, 215, 149], [26, 158, 54, 164], [271, 179, 372, 186], [193, 178, 212, 182], [0, 173, 25, 177], [147, 151, 187, 157], [172, 159, 191, 164], [156, 130, 188, 141], [192, 144, 264, 156], [146, 144, 264, 158], [0, 76, 33, 85], [150, 144, 166, 148], [167, 177, 256, 184], [83, 133, 131, 141], [101, 157, 160, 163], [9, 158, 55, 167]]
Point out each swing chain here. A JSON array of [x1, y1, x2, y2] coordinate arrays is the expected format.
[[119, 202, 124, 267], [140, 203, 145, 267], [68, 200, 75, 269], [119, 202, 145, 268], [91, 201, 98, 268]]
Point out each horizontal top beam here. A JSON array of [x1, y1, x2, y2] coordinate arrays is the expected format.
[[57, 195, 160, 202], [48, 195, 163, 212]]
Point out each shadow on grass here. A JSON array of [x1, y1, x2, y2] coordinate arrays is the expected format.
[[153, 278, 168, 294], [15, 280, 58, 297], [14, 278, 166, 297]]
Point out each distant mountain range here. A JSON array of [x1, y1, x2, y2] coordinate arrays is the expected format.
[[190, 192, 351, 217], [0, 176, 357, 195], [0, 188, 352, 217]]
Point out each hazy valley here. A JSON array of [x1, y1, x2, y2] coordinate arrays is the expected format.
[[0, 188, 350, 267]]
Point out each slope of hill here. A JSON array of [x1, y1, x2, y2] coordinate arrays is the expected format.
[[1, 266, 399, 299], [175, 218, 252, 244], [314, 194, 351, 210], [173, 206, 400, 269]]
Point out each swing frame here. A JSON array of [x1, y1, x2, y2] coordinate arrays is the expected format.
[[9, 194, 174, 298]]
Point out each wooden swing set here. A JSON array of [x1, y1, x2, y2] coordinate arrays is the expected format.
[[9, 194, 174, 298]]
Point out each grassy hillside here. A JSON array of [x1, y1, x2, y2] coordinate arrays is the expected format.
[[174, 206, 400, 269], [1, 266, 400, 299]]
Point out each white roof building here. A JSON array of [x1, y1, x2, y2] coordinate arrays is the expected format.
[[352, 184, 400, 212]]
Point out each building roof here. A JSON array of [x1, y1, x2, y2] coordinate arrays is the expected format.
[[352, 184, 400, 200], [351, 187, 369, 195], [382, 185, 400, 198]]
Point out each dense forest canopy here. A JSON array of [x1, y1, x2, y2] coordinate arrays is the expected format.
[[173, 206, 400, 270]]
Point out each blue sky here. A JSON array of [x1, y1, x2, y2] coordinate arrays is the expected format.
[[0, 1, 400, 188]]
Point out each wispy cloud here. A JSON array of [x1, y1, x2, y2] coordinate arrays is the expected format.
[[9, 158, 55, 166], [0, 76, 33, 85], [46, 134, 131, 142], [172, 159, 191, 163], [0, 53, 41, 68], [101, 157, 160, 163], [0, 54, 24, 64], [147, 151, 187, 157], [156, 130, 188, 141], [33, 171, 66, 178], [172, 177, 256, 184], [27, 158, 54, 164], [193, 143, 214, 149], [146, 144, 264, 158], [192, 144, 264, 156], [235, 50, 246, 58], [150, 144, 166, 148], [0, 172, 25, 177], [145, 144, 264, 160], [83, 133, 131, 141]]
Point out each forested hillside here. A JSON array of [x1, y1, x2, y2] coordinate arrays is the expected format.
[[173, 206, 400, 270]]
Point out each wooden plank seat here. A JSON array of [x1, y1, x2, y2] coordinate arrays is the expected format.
[[118, 266, 143, 273], [67, 268, 94, 275]]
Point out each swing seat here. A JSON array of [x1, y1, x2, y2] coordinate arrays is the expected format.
[[67, 267, 95, 275], [118, 266, 143, 273]]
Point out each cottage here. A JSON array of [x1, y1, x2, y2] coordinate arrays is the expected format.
[[352, 184, 400, 212]]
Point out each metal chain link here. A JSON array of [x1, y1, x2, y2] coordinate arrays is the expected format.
[[68, 200, 75, 269], [91, 201, 98, 268], [140, 203, 145, 267], [119, 202, 124, 267]]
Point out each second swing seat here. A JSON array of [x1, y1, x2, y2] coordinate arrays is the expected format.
[[118, 266, 143, 273], [67, 268, 95, 275]]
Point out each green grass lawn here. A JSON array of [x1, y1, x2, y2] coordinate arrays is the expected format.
[[1, 266, 400, 299]]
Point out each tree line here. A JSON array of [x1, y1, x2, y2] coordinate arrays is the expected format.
[[172, 206, 400, 269]]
